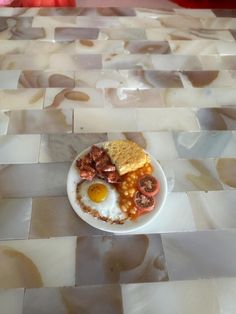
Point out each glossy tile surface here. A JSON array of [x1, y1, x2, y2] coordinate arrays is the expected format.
[[1, 5, 236, 314]]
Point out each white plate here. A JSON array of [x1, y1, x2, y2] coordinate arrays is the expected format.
[[67, 142, 168, 233]]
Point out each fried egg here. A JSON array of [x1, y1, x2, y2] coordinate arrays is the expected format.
[[77, 178, 127, 223]]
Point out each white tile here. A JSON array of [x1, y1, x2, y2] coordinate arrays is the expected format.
[[39, 133, 107, 163], [162, 230, 236, 281], [215, 277, 236, 314], [0, 198, 32, 240], [0, 289, 24, 314], [188, 190, 236, 230], [0, 237, 76, 288], [0, 111, 9, 135], [0, 71, 21, 89], [122, 280, 220, 314], [136, 109, 200, 131], [129, 192, 196, 234], [74, 108, 137, 132], [0, 89, 45, 110], [0, 135, 40, 164], [44, 88, 104, 109], [0, 163, 70, 198]]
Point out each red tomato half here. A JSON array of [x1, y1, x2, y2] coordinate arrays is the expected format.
[[134, 191, 155, 214], [137, 175, 160, 197]]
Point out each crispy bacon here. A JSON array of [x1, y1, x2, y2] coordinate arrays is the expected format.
[[76, 145, 121, 183]]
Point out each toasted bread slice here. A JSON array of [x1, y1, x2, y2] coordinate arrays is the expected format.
[[104, 140, 150, 175]]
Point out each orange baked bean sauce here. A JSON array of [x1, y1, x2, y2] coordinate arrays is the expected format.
[[116, 163, 153, 219]]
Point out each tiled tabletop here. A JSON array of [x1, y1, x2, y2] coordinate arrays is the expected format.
[[1, 6, 236, 314]]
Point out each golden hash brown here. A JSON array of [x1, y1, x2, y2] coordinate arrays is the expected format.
[[104, 140, 150, 175]]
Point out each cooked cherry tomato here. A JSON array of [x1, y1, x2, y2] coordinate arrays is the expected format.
[[134, 191, 155, 214], [137, 175, 160, 197]]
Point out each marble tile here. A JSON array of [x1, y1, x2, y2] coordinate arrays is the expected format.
[[159, 88, 212, 108], [26, 41, 77, 54], [136, 108, 200, 131], [188, 190, 236, 230], [0, 89, 45, 110], [0, 70, 21, 89], [18, 70, 75, 88], [49, 54, 102, 70], [151, 55, 202, 71], [107, 131, 178, 160], [215, 158, 236, 189], [228, 70, 236, 85], [230, 29, 236, 40], [180, 71, 236, 88], [158, 15, 203, 29], [118, 17, 162, 28], [213, 9, 236, 17], [135, 8, 174, 18], [34, 16, 121, 28], [0, 40, 30, 56], [0, 237, 76, 288], [163, 88, 236, 107], [162, 230, 236, 280], [199, 55, 223, 70], [76, 40, 124, 54], [76, 234, 168, 285], [146, 28, 234, 41], [105, 88, 163, 108], [0, 111, 10, 135], [76, 16, 121, 28], [196, 108, 236, 130], [0, 198, 32, 240], [75, 69, 183, 88], [221, 56, 236, 70], [71, 7, 136, 17], [0, 9, 39, 17], [0, 27, 52, 40], [129, 192, 196, 234], [0, 289, 24, 314], [174, 9, 215, 17], [122, 280, 220, 314], [44, 88, 104, 109], [201, 18, 236, 30], [124, 40, 170, 54], [55, 27, 99, 41], [170, 39, 236, 56], [32, 16, 77, 28], [74, 108, 137, 132], [75, 69, 127, 88], [169, 158, 223, 192], [173, 131, 236, 159], [103, 54, 152, 70], [7, 109, 72, 134], [215, 40, 236, 55], [0, 134, 40, 164], [123, 70, 183, 88], [0, 162, 70, 198], [0, 54, 50, 71], [30, 197, 106, 239], [23, 285, 123, 314], [99, 28, 146, 40], [0, 17, 33, 28], [39, 133, 107, 162], [215, 277, 236, 314], [169, 40, 218, 55]]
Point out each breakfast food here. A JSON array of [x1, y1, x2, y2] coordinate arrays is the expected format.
[[104, 140, 150, 175], [75, 140, 160, 224], [76, 178, 127, 224]]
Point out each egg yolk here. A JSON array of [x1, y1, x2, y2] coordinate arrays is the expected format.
[[88, 183, 108, 203]]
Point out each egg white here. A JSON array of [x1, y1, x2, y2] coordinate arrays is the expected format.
[[77, 178, 127, 222]]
